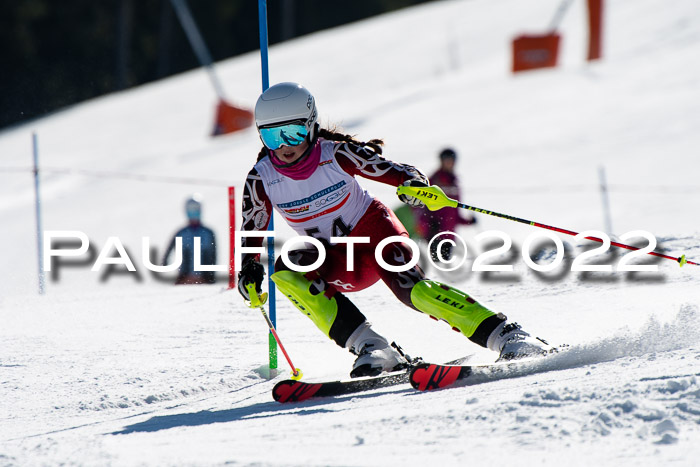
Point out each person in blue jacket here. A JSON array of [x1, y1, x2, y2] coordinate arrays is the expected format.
[[163, 194, 217, 284]]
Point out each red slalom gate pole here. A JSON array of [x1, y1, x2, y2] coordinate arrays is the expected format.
[[228, 186, 236, 289]]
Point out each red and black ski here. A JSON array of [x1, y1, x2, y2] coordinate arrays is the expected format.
[[272, 370, 411, 403], [409, 363, 473, 391], [410, 350, 567, 391], [272, 356, 470, 403]]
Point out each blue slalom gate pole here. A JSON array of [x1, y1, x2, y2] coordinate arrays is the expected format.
[[258, 0, 270, 91], [258, 0, 277, 372]]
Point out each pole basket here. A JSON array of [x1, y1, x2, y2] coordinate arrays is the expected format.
[[212, 99, 254, 136], [512, 33, 561, 73]]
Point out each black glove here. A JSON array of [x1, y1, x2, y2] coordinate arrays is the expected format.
[[238, 261, 265, 301], [398, 179, 428, 207]]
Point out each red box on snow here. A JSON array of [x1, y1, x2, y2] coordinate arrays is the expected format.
[[512, 33, 561, 73]]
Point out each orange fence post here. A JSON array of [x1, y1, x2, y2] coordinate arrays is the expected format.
[[587, 0, 603, 61]]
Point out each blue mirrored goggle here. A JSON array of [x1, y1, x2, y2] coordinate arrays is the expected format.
[[259, 122, 308, 150]]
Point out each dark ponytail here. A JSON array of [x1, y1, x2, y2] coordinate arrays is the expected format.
[[317, 127, 385, 155], [256, 146, 269, 162]]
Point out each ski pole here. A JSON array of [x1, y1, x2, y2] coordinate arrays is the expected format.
[[397, 184, 697, 267], [246, 283, 303, 380]]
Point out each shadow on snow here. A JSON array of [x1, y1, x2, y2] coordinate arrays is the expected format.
[[111, 387, 414, 435]]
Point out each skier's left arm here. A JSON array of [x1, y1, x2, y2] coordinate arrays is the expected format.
[[334, 142, 428, 187], [334, 142, 429, 207]]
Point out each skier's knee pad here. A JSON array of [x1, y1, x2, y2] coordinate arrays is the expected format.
[[271, 270, 365, 347], [410, 279, 506, 347]]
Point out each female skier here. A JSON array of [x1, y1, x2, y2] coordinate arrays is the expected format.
[[238, 82, 553, 377]]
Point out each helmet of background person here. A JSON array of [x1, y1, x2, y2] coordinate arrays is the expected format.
[[185, 194, 203, 222]]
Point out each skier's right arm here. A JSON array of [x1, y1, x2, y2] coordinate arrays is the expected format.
[[238, 168, 272, 300]]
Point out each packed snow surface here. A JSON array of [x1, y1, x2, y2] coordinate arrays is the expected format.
[[2, 0, 700, 465]]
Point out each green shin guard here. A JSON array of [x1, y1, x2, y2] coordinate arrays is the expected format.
[[410, 280, 505, 347], [271, 270, 339, 336]]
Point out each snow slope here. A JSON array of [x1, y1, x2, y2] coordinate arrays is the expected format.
[[2, 0, 700, 465]]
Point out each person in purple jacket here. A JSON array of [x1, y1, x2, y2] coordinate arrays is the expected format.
[[418, 148, 476, 261]]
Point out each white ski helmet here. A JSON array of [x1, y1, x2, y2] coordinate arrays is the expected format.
[[185, 194, 202, 221], [254, 82, 318, 149]]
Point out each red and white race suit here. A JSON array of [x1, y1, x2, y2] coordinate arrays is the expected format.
[[241, 138, 428, 304]]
